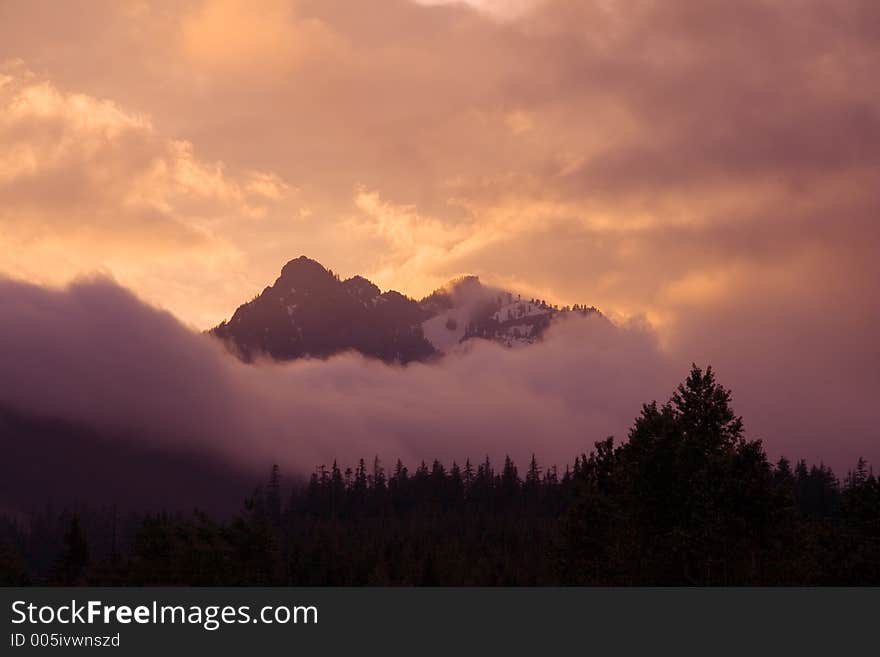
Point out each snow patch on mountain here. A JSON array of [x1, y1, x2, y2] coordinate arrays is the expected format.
[[422, 310, 467, 352]]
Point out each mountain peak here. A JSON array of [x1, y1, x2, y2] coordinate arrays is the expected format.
[[342, 275, 381, 303], [212, 258, 603, 363], [444, 275, 483, 296], [279, 255, 331, 282], [212, 257, 435, 363]]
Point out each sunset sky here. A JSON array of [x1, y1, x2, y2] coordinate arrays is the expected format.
[[1, 1, 878, 469]]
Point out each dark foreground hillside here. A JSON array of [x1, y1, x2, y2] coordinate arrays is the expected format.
[[1, 366, 877, 585]]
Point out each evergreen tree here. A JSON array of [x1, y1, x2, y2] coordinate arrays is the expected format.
[[564, 365, 778, 584], [52, 515, 89, 585], [266, 464, 282, 527], [500, 455, 520, 507], [330, 461, 345, 516]]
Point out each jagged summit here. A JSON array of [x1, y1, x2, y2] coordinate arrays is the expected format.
[[436, 274, 482, 294], [423, 275, 482, 299], [276, 256, 337, 290], [280, 254, 329, 275], [210, 257, 602, 364], [342, 275, 381, 304], [211, 258, 433, 363]]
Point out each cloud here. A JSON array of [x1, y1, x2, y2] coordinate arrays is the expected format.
[[0, 65, 293, 327], [180, 0, 345, 76], [0, 0, 877, 485], [416, 0, 544, 20], [0, 277, 674, 486], [3, 1, 875, 335], [1, 276, 876, 511]]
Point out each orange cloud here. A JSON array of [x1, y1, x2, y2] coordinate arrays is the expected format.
[[0, 0, 877, 340], [0, 66, 293, 326], [0, 0, 877, 473], [180, 0, 344, 76]]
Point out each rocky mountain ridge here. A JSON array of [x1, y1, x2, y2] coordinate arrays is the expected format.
[[210, 256, 601, 363]]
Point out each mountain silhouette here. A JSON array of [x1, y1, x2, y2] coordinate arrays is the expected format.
[[210, 256, 601, 363]]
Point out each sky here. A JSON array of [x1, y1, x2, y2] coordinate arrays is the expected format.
[[0, 0, 878, 474]]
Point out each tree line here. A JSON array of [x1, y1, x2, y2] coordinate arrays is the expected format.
[[1, 365, 877, 585]]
